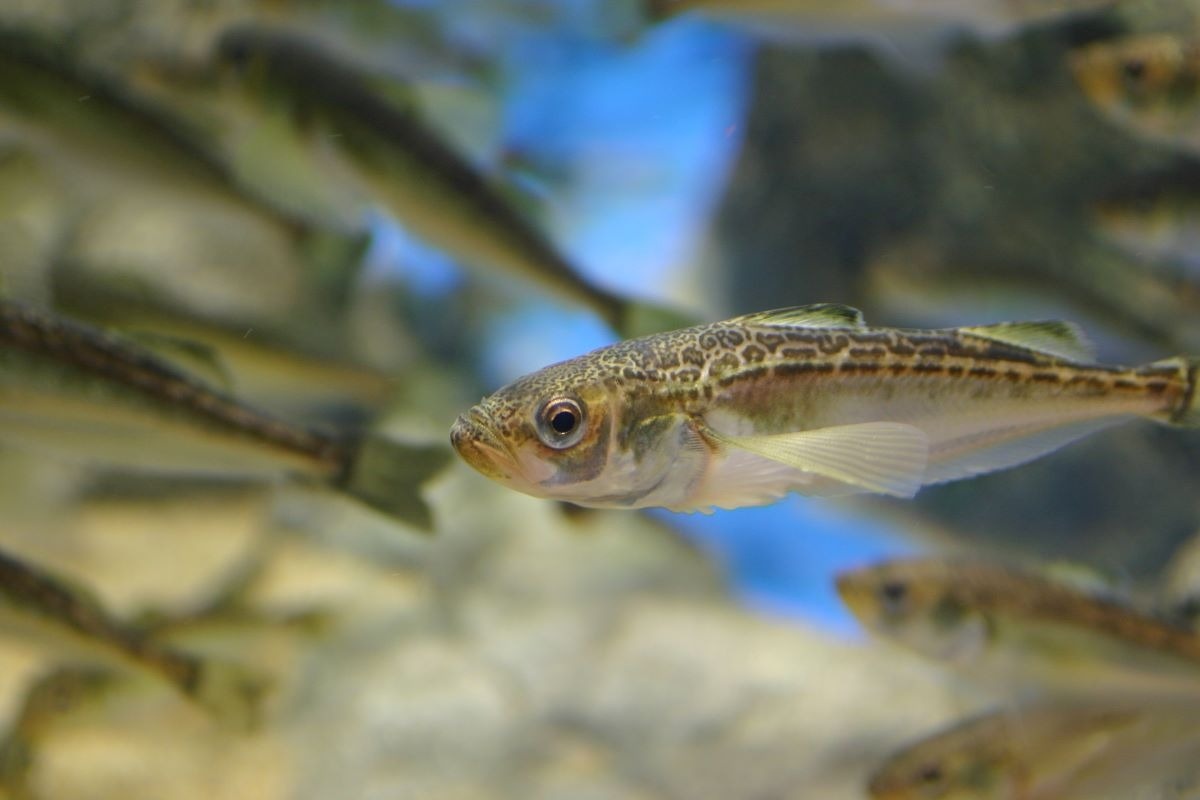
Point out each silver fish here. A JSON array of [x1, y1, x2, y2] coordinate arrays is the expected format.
[[0, 549, 265, 731], [0, 301, 448, 530], [838, 557, 1200, 698]]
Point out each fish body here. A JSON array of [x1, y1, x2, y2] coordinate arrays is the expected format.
[[0, 37, 314, 325], [0, 301, 447, 529], [451, 304, 1198, 512], [1070, 33, 1200, 155], [0, 549, 264, 730], [647, 0, 1117, 48], [837, 558, 1200, 698], [206, 26, 689, 338], [869, 700, 1200, 800]]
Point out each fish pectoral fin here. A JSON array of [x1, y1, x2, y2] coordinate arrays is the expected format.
[[959, 321, 1095, 362], [729, 303, 865, 329], [706, 422, 929, 498]]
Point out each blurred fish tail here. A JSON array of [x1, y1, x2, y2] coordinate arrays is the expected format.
[[335, 434, 451, 532], [178, 656, 270, 732], [1167, 355, 1200, 427]]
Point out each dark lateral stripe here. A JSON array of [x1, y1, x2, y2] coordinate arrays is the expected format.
[[0, 302, 346, 466], [952, 564, 1200, 662]]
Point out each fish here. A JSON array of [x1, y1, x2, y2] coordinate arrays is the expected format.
[[0, 300, 449, 530], [1070, 33, 1200, 155], [868, 700, 1200, 800], [449, 304, 1199, 512], [0, 35, 323, 330], [208, 26, 690, 338], [0, 549, 266, 731], [837, 558, 1200, 698], [645, 0, 1117, 56], [1094, 184, 1200, 283]]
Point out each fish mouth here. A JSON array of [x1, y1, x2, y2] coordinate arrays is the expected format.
[[450, 407, 516, 481], [833, 572, 872, 622]]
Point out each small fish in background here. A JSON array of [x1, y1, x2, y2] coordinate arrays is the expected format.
[[451, 304, 1199, 512], [0, 35, 328, 329], [0, 549, 265, 731], [206, 26, 691, 339], [1070, 32, 1200, 154], [837, 558, 1200, 698], [644, 0, 1118, 53], [0, 301, 449, 531], [1093, 182, 1200, 283], [868, 700, 1200, 800], [864, 236, 1200, 354]]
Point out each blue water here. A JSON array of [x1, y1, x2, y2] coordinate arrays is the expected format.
[[378, 5, 919, 634]]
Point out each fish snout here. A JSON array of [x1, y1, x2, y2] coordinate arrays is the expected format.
[[449, 408, 513, 480]]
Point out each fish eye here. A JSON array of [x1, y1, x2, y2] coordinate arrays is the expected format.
[[1121, 57, 1147, 84], [880, 580, 909, 615], [916, 763, 945, 786], [535, 397, 586, 449]]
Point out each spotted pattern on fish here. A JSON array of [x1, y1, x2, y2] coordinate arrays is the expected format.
[[501, 320, 1191, 418], [453, 305, 1199, 511]]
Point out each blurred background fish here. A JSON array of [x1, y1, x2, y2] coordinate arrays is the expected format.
[[838, 557, 1200, 699], [868, 699, 1200, 800]]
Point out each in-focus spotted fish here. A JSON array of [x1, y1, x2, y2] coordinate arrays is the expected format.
[[837, 558, 1200, 697], [451, 304, 1199, 512]]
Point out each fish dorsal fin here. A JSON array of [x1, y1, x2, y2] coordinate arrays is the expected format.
[[705, 421, 929, 498], [960, 321, 1094, 362], [731, 304, 866, 330]]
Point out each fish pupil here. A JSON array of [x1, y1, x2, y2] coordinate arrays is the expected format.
[[917, 764, 944, 785], [551, 410, 577, 434], [881, 580, 909, 608], [1122, 58, 1147, 84]]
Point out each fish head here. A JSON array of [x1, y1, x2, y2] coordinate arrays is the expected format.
[[450, 357, 696, 508], [868, 737, 1018, 800], [836, 560, 992, 664], [1069, 34, 1197, 142]]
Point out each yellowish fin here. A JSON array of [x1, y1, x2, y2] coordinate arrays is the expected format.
[[705, 421, 929, 498]]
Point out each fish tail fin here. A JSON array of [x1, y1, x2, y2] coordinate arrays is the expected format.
[[183, 657, 271, 732], [1165, 356, 1200, 427], [336, 434, 451, 533]]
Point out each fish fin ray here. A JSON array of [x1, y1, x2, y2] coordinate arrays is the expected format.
[[959, 321, 1095, 362], [922, 417, 1128, 485], [707, 422, 929, 498], [730, 304, 865, 330]]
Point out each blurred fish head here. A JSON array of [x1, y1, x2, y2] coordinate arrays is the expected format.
[[836, 560, 992, 664], [869, 739, 1016, 800], [1070, 34, 1196, 139], [450, 358, 690, 507]]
